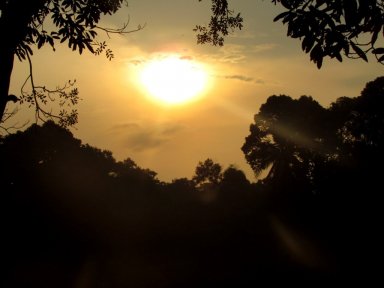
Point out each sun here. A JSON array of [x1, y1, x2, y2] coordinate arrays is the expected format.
[[139, 55, 209, 105]]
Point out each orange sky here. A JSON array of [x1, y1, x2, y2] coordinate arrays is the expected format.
[[7, 0, 383, 182]]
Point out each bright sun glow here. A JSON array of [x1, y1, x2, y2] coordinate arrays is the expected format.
[[139, 55, 208, 105]]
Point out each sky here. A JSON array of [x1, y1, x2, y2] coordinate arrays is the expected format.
[[7, 0, 384, 182]]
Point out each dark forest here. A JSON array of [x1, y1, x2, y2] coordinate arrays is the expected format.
[[1, 77, 383, 287]]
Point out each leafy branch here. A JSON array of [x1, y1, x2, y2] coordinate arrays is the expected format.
[[18, 51, 80, 128], [272, 0, 384, 68], [1, 0, 145, 129], [15, 1, 145, 62], [194, 0, 243, 46]]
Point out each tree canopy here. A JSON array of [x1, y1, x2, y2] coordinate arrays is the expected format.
[[242, 76, 384, 198], [198, 0, 384, 68], [241, 94, 333, 202]]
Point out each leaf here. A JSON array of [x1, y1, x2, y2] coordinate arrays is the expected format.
[[377, 54, 384, 63], [85, 40, 94, 53], [371, 26, 380, 45], [37, 36, 45, 49], [316, 56, 323, 69], [310, 44, 323, 69], [24, 44, 33, 56], [372, 48, 384, 54], [343, 0, 359, 26], [273, 11, 290, 22], [302, 35, 315, 53], [47, 36, 54, 47], [280, 0, 292, 9], [316, 0, 326, 8], [335, 52, 343, 62], [350, 41, 368, 61]]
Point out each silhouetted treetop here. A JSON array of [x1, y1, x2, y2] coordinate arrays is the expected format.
[[340, 77, 384, 148], [192, 158, 223, 187], [243, 77, 384, 203], [242, 95, 330, 182]]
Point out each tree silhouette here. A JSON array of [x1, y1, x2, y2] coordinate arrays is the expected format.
[[0, 121, 168, 287], [192, 158, 223, 204], [198, 0, 384, 68], [5, 104, 384, 284], [0, 0, 143, 127], [218, 165, 251, 206], [193, 158, 223, 187], [242, 95, 330, 194], [3, 76, 384, 285], [241, 78, 384, 279]]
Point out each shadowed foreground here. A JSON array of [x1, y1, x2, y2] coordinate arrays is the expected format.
[[2, 78, 383, 287]]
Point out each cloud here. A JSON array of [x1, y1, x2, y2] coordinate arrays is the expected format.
[[125, 130, 164, 152], [200, 43, 277, 64], [128, 54, 194, 67], [129, 59, 144, 66], [205, 44, 247, 64], [109, 122, 185, 152], [162, 124, 184, 136], [179, 55, 193, 60], [250, 43, 277, 53], [254, 79, 265, 85], [223, 75, 254, 82], [110, 123, 140, 131], [217, 74, 265, 85]]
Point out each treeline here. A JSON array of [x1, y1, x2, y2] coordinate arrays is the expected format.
[[1, 77, 383, 287]]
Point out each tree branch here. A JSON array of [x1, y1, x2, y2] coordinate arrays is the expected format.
[[17, 51, 80, 128], [95, 15, 146, 39]]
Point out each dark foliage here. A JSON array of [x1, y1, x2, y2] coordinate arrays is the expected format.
[[198, 0, 384, 67], [242, 76, 384, 281], [0, 122, 329, 287], [195, 0, 243, 46]]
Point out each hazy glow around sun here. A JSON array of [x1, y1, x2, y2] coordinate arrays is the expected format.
[[139, 55, 209, 105]]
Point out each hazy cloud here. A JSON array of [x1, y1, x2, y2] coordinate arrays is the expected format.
[[110, 122, 185, 152], [211, 44, 247, 64], [218, 74, 265, 85], [254, 79, 265, 84], [125, 131, 164, 152], [109, 123, 140, 131], [129, 59, 144, 66], [202, 43, 277, 64], [250, 43, 277, 53], [179, 55, 193, 60], [162, 124, 184, 136], [223, 75, 254, 82]]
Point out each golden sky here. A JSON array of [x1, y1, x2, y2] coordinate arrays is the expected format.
[[8, 0, 383, 182]]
